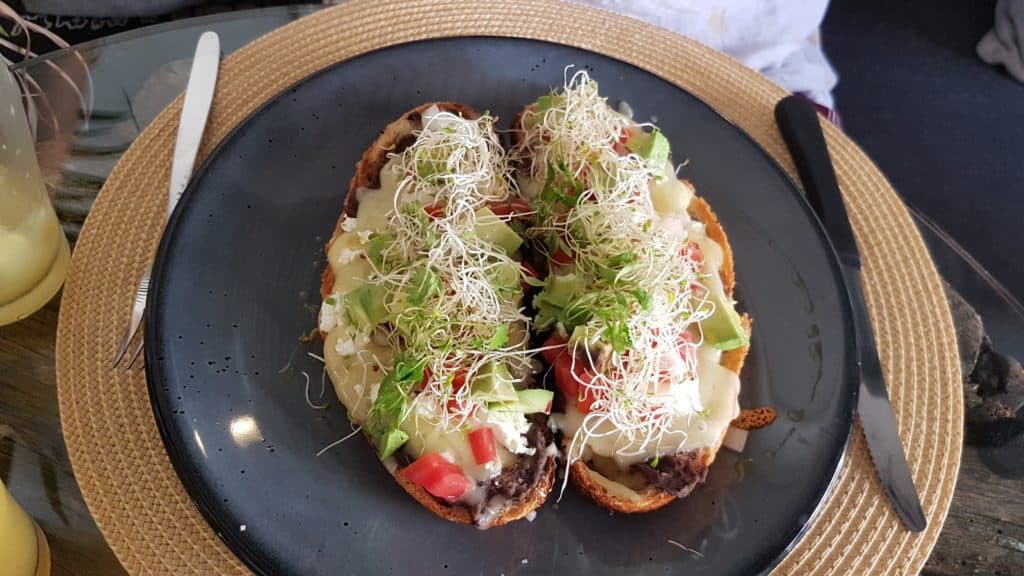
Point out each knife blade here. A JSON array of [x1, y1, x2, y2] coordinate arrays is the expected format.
[[774, 95, 927, 533], [167, 30, 220, 218]]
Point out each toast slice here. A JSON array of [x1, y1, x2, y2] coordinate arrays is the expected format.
[[567, 195, 751, 514], [511, 99, 752, 514], [320, 103, 556, 528]]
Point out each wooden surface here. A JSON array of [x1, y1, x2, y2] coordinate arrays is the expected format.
[[0, 299, 1020, 575]]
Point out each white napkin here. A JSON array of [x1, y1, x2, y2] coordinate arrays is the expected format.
[[572, 0, 839, 108], [978, 0, 1024, 82]]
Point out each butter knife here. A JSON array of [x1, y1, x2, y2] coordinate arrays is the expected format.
[[775, 95, 927, 533], [112, 31, 221, 367]]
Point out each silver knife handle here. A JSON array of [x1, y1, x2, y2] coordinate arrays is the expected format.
[[167, 31, 220, 219]]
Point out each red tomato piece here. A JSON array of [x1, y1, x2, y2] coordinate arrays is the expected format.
[[401, 452, 473, 501], [553, 354, 596, 408], [682, 241, 703, 264], [540, 334, 567, 365], [424, 202, 446, 219], [451, 369, 468, 392], [487, 198, 532, 218], [521, 260, 539, 279], [468, 427, 498, 464], [551, 247, 574, 265], [520, 261, 539, 292]]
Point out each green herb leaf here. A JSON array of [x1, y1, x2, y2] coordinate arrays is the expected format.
[[488, 324, 510, 349], [366, 353, 427, 460], [407, 267, 441, 307], [632, 289, 651, 311], [602, 319, 632, 354], [365, 232, 396, 268]]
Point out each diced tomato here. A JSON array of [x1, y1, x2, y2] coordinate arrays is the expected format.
[[553, 356, 578, 397], [520, 261, 539, 292], [451, 369, 468, 392], [468, 427, 498, 464], [553, 354, 596, 402], [400, 452, 473, 502], [424, 202, 446, 219], [540, 334, 567, 365], [682, 241, 703, 264], [613, 129, 630, 155], [551, 247, 574, 265], [487, 198, 532, 218], [521, 260, 539, 279]]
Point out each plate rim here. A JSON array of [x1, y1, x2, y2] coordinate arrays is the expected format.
[[145, 36, 859, 576]]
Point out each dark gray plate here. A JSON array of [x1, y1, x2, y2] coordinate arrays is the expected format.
[[146, 37, 857, 576]]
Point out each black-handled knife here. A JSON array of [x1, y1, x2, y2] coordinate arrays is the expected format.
[[775, 95, 927, 533]]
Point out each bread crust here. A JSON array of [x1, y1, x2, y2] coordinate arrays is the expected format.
[[322, 103, 555, 527], [511, 107, 752, 513]]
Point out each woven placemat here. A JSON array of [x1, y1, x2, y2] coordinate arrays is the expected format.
[[55, 1, 963, 574]]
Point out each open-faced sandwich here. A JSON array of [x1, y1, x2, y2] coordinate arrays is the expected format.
[[511, 72, 752, 513], [318, 103, 557, 528]]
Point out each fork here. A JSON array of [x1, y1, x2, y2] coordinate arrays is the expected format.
[[112, 31, 220, 369]]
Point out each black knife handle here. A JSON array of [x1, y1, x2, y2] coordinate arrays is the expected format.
[[774, 96, 861, 269]]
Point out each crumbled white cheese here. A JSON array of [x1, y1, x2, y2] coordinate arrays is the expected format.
[[336, 246, 363, 266], [341, 217, 358, 232], [334, 331, 370, 357], [318, 293, 341, 332], [485, 409, 535, 455]]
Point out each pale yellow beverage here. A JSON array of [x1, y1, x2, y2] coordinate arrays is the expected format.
[[0, 63, 70, 326], [0, 480, 47, 576]]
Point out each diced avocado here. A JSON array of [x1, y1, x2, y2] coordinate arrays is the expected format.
[[344, 284, 389, 331], [535, 93, 563, 115], [626, 128, 671, 167], [470, 362, 520, 403], [475, 207, 524, 255], [540, 274, 584, 307], [701, 289, 749, 350], [488, 389, 555, 415], [486, 262, 522, 297], [568, 324, 601, 349], [378, 427, 409, 460]]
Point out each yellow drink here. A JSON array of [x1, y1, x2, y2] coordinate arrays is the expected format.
[[0, 63, 70, 326], [0, 480, 43, 576]]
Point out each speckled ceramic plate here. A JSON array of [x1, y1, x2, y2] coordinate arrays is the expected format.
[[146, 37, 857, 576]]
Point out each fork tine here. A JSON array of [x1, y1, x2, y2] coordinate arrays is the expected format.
[[112, 323, 134, 367], [112, 269, 151, 368], [127, 337, 145, 370]]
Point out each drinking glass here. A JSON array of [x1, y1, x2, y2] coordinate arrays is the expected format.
[[0, 63, 70, 326], [0, 479, 49, 576]]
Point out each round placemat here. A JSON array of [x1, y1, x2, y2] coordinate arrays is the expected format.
[[55, 1, 963, 574]]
